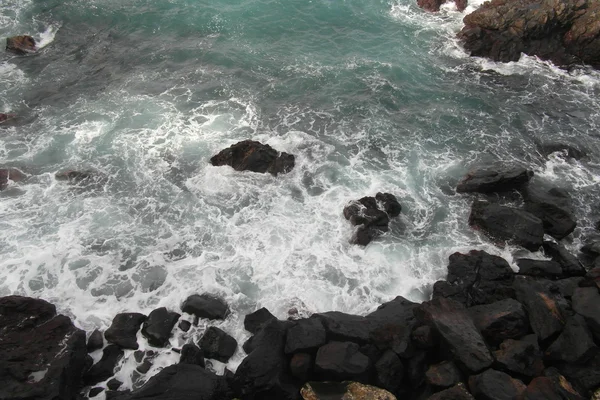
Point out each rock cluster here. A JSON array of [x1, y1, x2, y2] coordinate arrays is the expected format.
[[210, 140, 295, 176], [343, 192, 402, 246], [6, 35, 36, 54]]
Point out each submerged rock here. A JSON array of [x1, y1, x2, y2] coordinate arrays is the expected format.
[[6, 35, 36, 54], [538, 142, 587, 161], [456, 165, 533, 194], [210, 140, 295, 175], [0, 168, 27, 190], [55, 169, 106, 187], [300, 381, 397, 400]]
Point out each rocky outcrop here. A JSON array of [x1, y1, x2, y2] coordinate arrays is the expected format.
[[343, 193, 402, 246], [456, 165, 533, 194], [300, 381, 397, 400], [6, 35, 36, 54], [181, 293, 229, 320], [457, 0, 600, 70], [521, 183, 576, 240], [104, 312, 147, 350], [210, 140, 295, 175]]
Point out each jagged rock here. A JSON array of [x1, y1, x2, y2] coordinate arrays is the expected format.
[[107, 378, 122, 391], [6, 35, 36, 54], [374, 350, 404, 393], [314, 341, 370, 381], [469, 369, 526, 400], [572, 287, 600, 341], [546, 314, 598, 365], [198, 326, 237, 363], [83, 344, 125, 386], [87, 329, 104, 353], [285, 318, 327, 354], [494, 335, 544, 378], [181, 294, 229, 320], [210, 140, 295, 175], [290, 353, 312, 382], [244, 307, 277, 334], [521, 184, 576, 240], [538, 142, 587, 160], [366, 296, 418, 358], [414, 297, 493, 373], [105, 313, 147, 350], [513, 277, 565, 342], [0, 168, 27, 190], [557, 352, 600, 396], [458, 0, 600, 70], [433, 250, 515, 307], [427, 383, 475, 400], [376, 192, 402, 217], [523, 374, 585, 400], [469, 201, 544, 251], [541, 277, 583, 299], [179, 343, 205, 367], [418, 0, 467, 12], [426, 361, 462, 388], [542, 241, 586, 277], [468, 298, 529, 345], [456, 165, 533, 193], [300, 381, 397, 400], [0, 296, 88, 400], [344, 193, 401, 246], [141, 307, 180, 347], [517, 259, 563, 279], [412, 325, 436, 349]]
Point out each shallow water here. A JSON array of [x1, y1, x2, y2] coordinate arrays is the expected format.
[[2, 0, 600, 387]]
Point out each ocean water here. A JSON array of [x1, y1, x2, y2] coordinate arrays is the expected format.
[[2, 0, 600, 389]]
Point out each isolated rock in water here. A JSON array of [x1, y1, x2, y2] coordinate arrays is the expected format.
[[181, 293, 229, 320], [376, 192, 402, 217], [55, 170, 105, 185], [343, 193, 401, 246], [538, 142, 587, 160], [468, 298, 529, 345], [105, 312, 147, 350], [0, 296, 88, 400], [141, 307, 180, 347], [522, 184, 576, 240], [210, 140, 295, 175], [417, 0, 467, 12], [198, 326, 237, 363], [6, 35, 36, 54], [469, 200, 544, 251], [314, 341, 370, 381], [456, 165, 533, 193], [300, 381, 397, 400], [244, 307, 277, 334], [457, 0, 600, 70], [0, 113, 16, 123], [468, 369, 526, 400], [0, 168, 27, 190]]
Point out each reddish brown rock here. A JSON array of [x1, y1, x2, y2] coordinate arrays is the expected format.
[[0, 168, 27, 190], [6, 35, 36, 55], [523, 375, 585, 400], [426, 361, 462, 388], [468, 298, 529, 345], [493, 335, 545, 378]]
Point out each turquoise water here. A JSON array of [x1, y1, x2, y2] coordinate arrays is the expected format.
[[2, 0, 600, 381]]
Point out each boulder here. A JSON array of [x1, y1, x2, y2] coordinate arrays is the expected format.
[[210, 140, 295, 175], [312, 312, 372, 344], [0, 296, 88, 400], [457, 0, 600, 70], [0, 113, 16, 123], [141, 307, 180, 347], [580, 266, 600, 290], [522, 184, 576, 240], [6, 35, 36, 54], [344, 193, 401, 246], [469, 201, 544, 251], [376, 192, 402, 217], [557, 353, 600, 396], [89, 387, 104, 397], [285, 318, 327, 354], [178, 320, 191, 332], [198, 326, 237, 363], [244, 307, 277, 334], [55, 170, 105, 185], [314, 341, 370, 381], [84, 344, 124, 386], [417, 0, 468, 12], [456, 165, 533, 194], [516, 259, 563, 279], [542, 241, 586, 277], [468, 369, 526, 400], [107, 378, 122, 391], [87, 329, 104, 353], [105, 313, 147, 350], [0, 168, 27, 190], [427, 383, 475, 400], [300, 381, 397, 400], [290, 353, 312, 382], [468, 298, 529, 344], [414, 297, 493, 373], [426, 361, 462, 388], [572, 287, 600, 341], [523, 375, 585, 400], [374, 350, 404, 393], [179, 343, 205, 367], [545, 314, 598, 365], [181, 294, 229, 320], [407, 350, 431, 387], [366, 296, 418, 358], [493, 335, 545, 378], [412, 325, 436, 349]]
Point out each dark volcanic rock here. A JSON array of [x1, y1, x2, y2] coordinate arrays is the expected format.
[[468, 369, 526, 400], [469, 200, 544, 251], [87, 329, 104, 353], [290, 353, 312, 382], [0, 168, 27, 190], [366, 296, 418, 358], [210, 140, 295, 175], [313, 312, 372, 343], [516, 259, 563, 279], [6, 35, 36, 54], [285, 318, 327, 354], [0, 113, 16, 123], [55, 170, 105, 185], [456, 165, 533, 193], [181, 293, 229, 320], [557, 352, 600, 396], [178, 320, 191, 332], [514, 277, 565, 342], [141, 307, 180, 347], [545, 314, 598, 365], [580, 266, 600, 290], [0, 296, 88, 400], [84, 344, 125, 386], [426, 361, 462, 388], [427, 383, 476, 400], [542, 241, 585, 277], [107, 378, 122, 391], [344, 193, 401, 246], [105, 313, 147, 350], [89, 387, 104, 397], [457, 0, 600, 70], [414, 297, 493, 373], [108, 364, 230, 400], [522, 184, 576, 240], [374, 349, 404, 393], [538, 142, 587, 160], [314, 341, 370, 381], [523, 375, 585, 400], [412, 325, 436, 349], [179, 343, 205, 367], [244, 307, 277, 334], [199, 326, 237, 363], [572, 287, 600, 341], [468, 298, 529, 345], [494, 335, 545, 378], [376, 192, 402, 217]]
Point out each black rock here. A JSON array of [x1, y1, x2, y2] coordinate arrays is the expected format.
[[366, 296, 418, 358], [376, 192, 402, 217], [141, 307, 180, 347], [89, 387, 104, 397], [545, 314, 598, 365], [407, 350, 430, 387], [521, 182, 576, 240], [538, 142, 586, 161], [522, 374, 585, 400], [179, 343, 205, 367], [468, 298, 529, 345], [107, 378, 122, 391], [412, 325, 436, 349], [557, 352, 600, 396], [468, 369, 526, 400], [87, 329, 104, 353], [0, 296, 88, 400], [290, 353, 312, 382], [105, 313, 147, 350], [427, 383, 475, 400], [136, 359, 153, 374], [84, 344, 125, 386], [313, 312, 372, 343], [542, 241, 586, 277], [426, 361, 462, 388], [314, 341, 370, 381], [493, 335, 545, 378], [285, 318, 327, 354], [374, 349, 404, 393], [344, 194, 400, 246], [469, 201, 544, 251], [350, 225, 387, 246], [572, 287, 600, 342], [199, 326, 238, 363], [514, 277, 565, 342], [517, 259, 564, 279], [456, 165, 533, 193], [178, 320, 191, 332], [244, 307, 277, 334], [210, 140, 295, 175], [181, 294, 229, 320]]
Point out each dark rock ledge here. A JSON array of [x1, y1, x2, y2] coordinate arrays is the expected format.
[[4, 245, 600, 400]]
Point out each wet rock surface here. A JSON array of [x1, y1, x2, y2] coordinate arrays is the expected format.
[[456, 165, 533, 194], [181, 293, 229, 320], [105, 312, 147, 350], [6, 35, 36, 54], [210, 140, 295, 175], [343, 192, 401, 246]]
